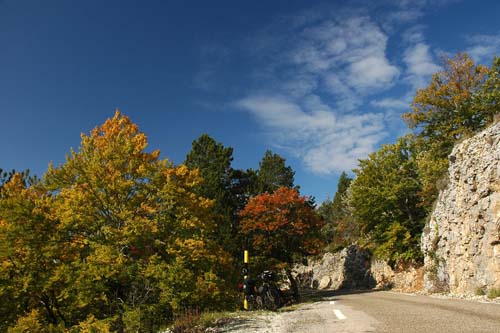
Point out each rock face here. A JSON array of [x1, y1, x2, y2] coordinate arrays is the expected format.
[[293, 246, 375, 290], [370, 260, 424, 292], [293, 246, 423, 292], [421, 122, 500, 295]]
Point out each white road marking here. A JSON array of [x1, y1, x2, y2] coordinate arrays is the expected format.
[[334, 309, 347, 320], [329, 301, 335, 304]]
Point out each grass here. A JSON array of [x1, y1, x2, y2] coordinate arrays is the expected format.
[[168, 308, 271, 332], [276, 301, 307, 312], [167, 291, 323, 332], [169, 307, 202, 333], [475, 287, 486, 296], [487, 288, 500, 299], [197, 310, 257, 327]]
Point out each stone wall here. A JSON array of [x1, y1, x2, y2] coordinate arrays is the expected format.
[[292, 246, 423, 292], [421, 122, 500, 295]]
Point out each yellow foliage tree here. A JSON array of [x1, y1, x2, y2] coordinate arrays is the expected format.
[[0, 174, 63, 331], [403, 53, 491, 208], [1, 111, 233, 332]]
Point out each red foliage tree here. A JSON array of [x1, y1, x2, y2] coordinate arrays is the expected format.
[[239, 187, 323, 297]]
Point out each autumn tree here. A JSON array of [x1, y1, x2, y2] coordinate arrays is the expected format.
[[475, 56, 500, 121], [1, 112, 233, 331], [0, 168, 11, 186], [404, 53, 489, 143], [348, 136, 426, 265], [318, 172, 357, 250], [403, 53, 490, 208], [0, 174, 60, 331], [239, 187, 323, 298], [255, 150, 295, 194], [0, 168, 36, 189]]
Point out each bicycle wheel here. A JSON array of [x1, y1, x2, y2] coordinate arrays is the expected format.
[[263, 290, 278, 311], [255, 295, 263, 309], [270, 288, 283, 307]]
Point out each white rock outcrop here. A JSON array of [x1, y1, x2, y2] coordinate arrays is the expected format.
[[293, 246, 375, 290], [422, 122, 500, 295], [293, 247, 423, 292]]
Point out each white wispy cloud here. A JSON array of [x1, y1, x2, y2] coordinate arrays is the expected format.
[[370, 27, 440, 123], [294, 16, 400, 98], [402, 25, 426, 44], [236, 95, 387, 174], [233, 2, 451, 176], [466, 34, 500, 64], [380, 0, 456, 29], [371, 98, 410, 110], [403, 42, 441, 89], [234, 14, 399, 175]]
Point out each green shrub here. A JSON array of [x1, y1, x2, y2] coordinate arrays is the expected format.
[[487, 288, 500, 299]]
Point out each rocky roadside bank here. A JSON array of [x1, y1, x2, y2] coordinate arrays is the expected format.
[[421, 121, 500, 295], [292, 245, 423, 294]]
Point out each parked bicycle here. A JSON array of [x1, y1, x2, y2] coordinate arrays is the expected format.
[[258, 270, 284, 311], [240, 270, 284, 311]]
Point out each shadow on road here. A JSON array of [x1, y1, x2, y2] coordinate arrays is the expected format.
[[295, 288, 383, 304]]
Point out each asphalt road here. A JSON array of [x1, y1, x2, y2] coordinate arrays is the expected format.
[[333, 291, 500, 333], [224, 290, 500, 333]]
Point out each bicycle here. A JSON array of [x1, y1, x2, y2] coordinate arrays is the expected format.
[[239, 271, 285, 311], [240, 277, 263, 310], [258, 270, 284, 311]]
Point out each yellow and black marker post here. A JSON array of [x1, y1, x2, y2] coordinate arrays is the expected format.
[[243, 250, 249, 310]]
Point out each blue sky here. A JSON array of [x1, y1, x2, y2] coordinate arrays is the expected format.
[[1, 0, 500, 203]]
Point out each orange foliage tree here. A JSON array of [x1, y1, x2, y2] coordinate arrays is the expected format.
[[403, 53, 489, 143], [239, 187, 323, 297]]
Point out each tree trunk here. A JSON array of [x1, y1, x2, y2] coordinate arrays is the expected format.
[[41, 293, 58, 325], [285, 268, 299, 301]]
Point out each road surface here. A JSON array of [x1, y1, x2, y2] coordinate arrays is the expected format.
[[222, 290, 500, 332]]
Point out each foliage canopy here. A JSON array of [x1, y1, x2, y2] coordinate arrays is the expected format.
[[0, 112, 233, 332], [318, 172, 357, 250], [255, 150, 295, 194], [239, 187, 323, 266], [349, 136, 427, 264]]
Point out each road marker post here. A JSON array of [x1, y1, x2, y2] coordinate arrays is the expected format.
[[243, 250, 249, 310]]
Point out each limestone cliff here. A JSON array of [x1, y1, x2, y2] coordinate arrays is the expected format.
[[292, 246, 423, 292], [421, 121, 500, 295]]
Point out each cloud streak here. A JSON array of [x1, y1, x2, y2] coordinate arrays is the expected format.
[[234, 2, 449, 176], [236, 95, 386, 174], [403, 42, 441, 89], [293, 16, 400, 103], [466, 33, 500, 64], [234, 11, 403, 175], [373, 27, 441, 118]]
